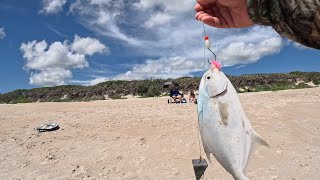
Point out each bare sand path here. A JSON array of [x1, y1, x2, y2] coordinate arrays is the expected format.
[[1, 88, 320, 180]]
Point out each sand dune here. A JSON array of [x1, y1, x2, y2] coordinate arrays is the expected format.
[[1, 88, 320, 180]]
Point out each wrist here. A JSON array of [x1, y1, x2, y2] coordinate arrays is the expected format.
[[247, 0, 281, 25]]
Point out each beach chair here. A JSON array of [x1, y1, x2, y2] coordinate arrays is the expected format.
[[163, 81, 186, 104]]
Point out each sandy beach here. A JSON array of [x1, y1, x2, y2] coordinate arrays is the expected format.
[[1, 88, 320, 180]]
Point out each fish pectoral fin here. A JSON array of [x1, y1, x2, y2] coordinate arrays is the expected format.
[[252, 131, 270, 148], [218, 101, 229, 126]]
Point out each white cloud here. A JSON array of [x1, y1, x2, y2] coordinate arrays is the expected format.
[[67, 1, 284, 80], [87, 77, 109, 86], [45, 23, 68, 38], [233, 65, 247, 69], [70, 77, 109, 86], [89, 0, 112, 6], [114, 56, 200, 80], [219, 37, 282, 66], [144, 13, 173, 28], [20, 36, 108, 86], [0, 27, 5, 39], [21, 40, 88, 71], [30, 69, 72, 86], [69, 0, 142, 45], [40, 0, 67, 14], [292, 42, 311, 50], [133, 0, 193, 12], [72, 35, 109, 56]]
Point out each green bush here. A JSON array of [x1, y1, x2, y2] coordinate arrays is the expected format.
[[109, 94, 127, 100], [145, 85, 161, 97], [137, 84, 149, 96], [10, 97, 30, 104], [294, 83, 311, 89], [253, 85, 271, 92], [270, 84, 290, 91]]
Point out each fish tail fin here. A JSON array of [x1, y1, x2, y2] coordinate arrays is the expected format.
[[252, 130, 270, 148], [233, 168, 249, 180]]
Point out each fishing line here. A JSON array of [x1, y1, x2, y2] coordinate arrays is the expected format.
[[202, 22, 207, 71], [192, 21, 216, 180], [196, 22, 216, 160], [196, 108, 203, 159], [196, 22, 219, 159], [196, 22, 208, 160]]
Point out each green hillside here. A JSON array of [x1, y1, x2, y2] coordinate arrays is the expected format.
[[1, 71, 319, 104]]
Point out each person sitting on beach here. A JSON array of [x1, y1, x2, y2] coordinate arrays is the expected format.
[[189, 90, 197, 103], [170, 88, 183, 103]]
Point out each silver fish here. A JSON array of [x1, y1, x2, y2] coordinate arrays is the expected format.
[[197, 66, 269, 180]]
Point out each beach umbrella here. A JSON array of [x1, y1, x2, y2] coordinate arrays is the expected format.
[[163, 81, 179, 89]]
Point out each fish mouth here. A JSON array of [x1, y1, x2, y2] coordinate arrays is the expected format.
[[211, 84, 228, 98]]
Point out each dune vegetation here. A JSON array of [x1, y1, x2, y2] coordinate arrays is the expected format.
[[0, 71, 319, 104]]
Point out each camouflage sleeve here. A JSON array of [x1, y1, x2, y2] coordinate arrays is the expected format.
[[247, 0, 320, 49]]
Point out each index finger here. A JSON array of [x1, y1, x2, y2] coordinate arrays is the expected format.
[[196, 0, 216, 6]]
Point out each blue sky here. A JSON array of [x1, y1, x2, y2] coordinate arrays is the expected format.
[[0, 0, 319, 93]]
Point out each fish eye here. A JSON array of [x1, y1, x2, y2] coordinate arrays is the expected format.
[[206, 76, 211, 80]]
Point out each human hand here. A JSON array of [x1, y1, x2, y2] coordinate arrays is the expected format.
[[195, 0, 254, 28]]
